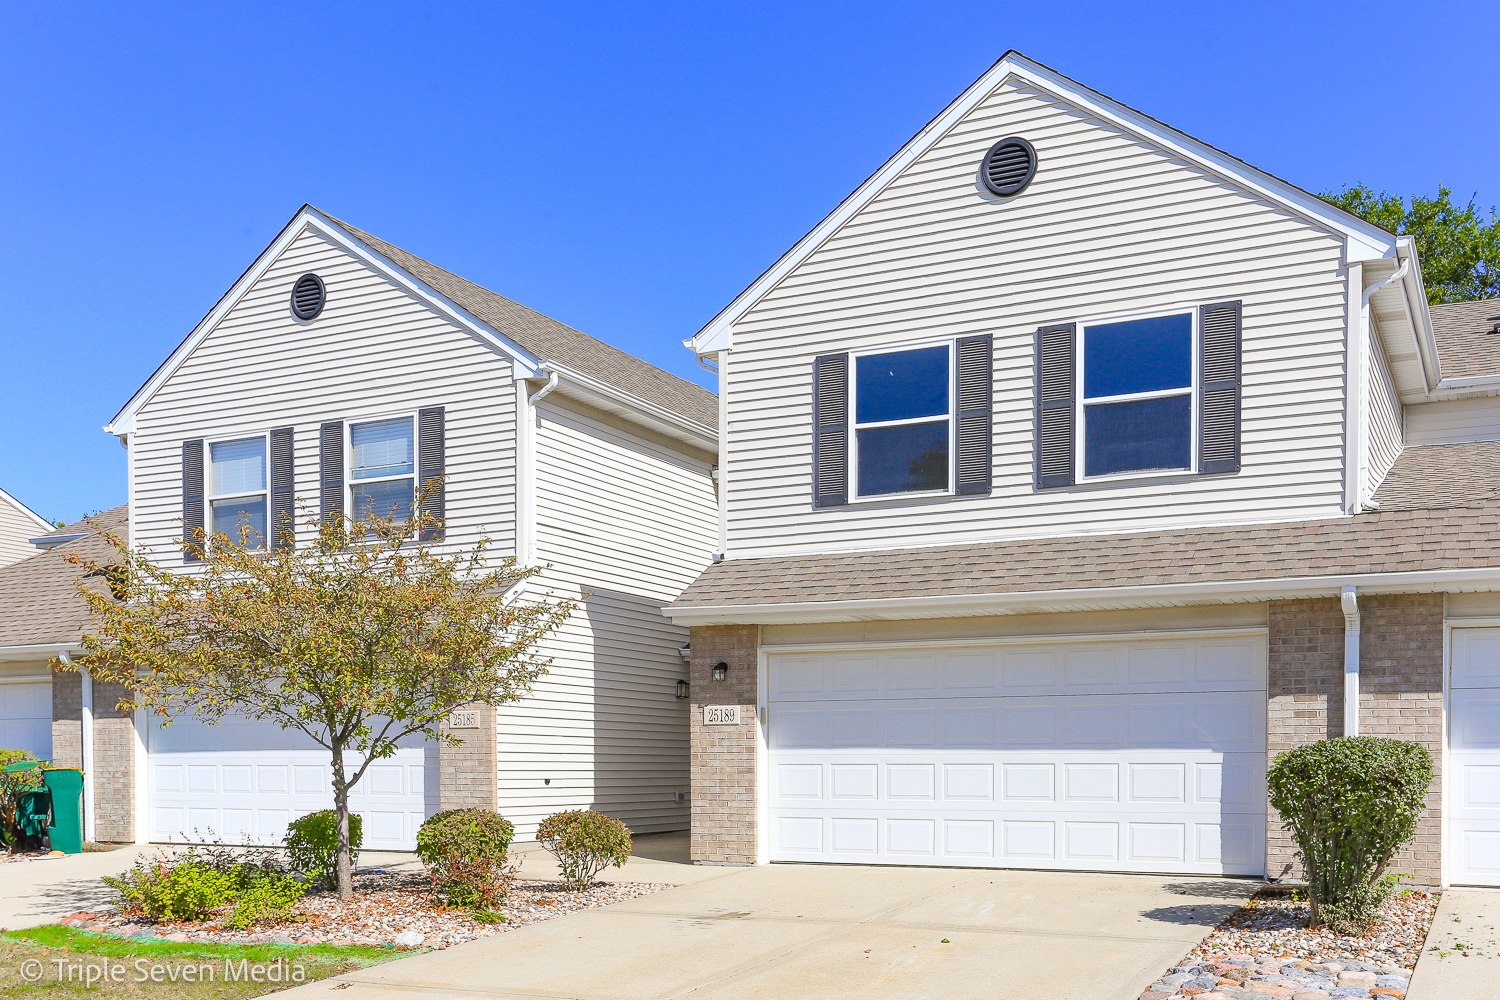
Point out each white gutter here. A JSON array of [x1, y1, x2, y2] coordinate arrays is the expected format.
[[665, 564, 1500, 625], [528, 367, 560, 404], [1341, 586, 1360, 738]]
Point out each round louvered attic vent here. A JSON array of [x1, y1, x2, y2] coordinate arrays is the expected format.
[[290, 273, 326, 320], [980, 137, 1037, 198]]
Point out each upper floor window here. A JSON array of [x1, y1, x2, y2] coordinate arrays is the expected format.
[[854, 345, 952, 497], [350, 416, 414, 523], [209, 436, 267, 548], [1080, 313, 1193, 479]]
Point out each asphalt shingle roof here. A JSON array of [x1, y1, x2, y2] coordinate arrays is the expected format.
[[1370, 441, 1500, 512], [323, 211, 718, 430], [1430, 298, 1500, 380], [0, 505, 125, 648], [668, 499, 1500, 611]]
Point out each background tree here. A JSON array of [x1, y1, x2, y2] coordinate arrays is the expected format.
[[1323, 184, 1500, 303], [67, 502, 574, 899]]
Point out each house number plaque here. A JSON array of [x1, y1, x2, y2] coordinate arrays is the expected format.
[[703, 705, 740, 725], [448, 710, 479, 730]]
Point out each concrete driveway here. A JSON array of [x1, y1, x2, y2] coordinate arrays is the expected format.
[[0, 846, 153, 931], [280, 860, 1256, 1000]]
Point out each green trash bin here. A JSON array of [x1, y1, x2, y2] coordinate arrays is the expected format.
[[41, 768, 84, 854]]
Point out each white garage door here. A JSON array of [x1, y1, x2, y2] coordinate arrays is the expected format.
[[767, 632, 1267, 875], [149, 716, 436, 851], [1449, 627, 1500, 886], [0, 676, 52, 760]]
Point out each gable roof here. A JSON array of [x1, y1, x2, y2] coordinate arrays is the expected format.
[[1430, 298, 1500, 381], [0, 504, 126, 649], [686, 50, 1402, 357], [107, 206, 716, 439]]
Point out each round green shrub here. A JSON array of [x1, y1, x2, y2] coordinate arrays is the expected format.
[[416, 809, 516, 909], [285, 810, 363, 889], [1267, 736, 1433, 932], [536, 810, 632, 890]]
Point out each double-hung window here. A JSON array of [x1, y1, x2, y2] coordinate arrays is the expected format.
[[349, 416, 415, 523], [853, 345, 953, 497], [209, 436, 268, 548], [1079, 312, 1194, 479]]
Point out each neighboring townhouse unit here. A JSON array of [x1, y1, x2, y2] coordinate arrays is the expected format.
[[667, 51, 1500, 888], [0, 488, 54, 567], [68, 206, 717, 850]]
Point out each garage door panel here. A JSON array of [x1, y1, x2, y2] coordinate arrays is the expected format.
[[0, 679, 53, 760], [1451, 628, 1500, 886], [768, 634, 1267, 876]]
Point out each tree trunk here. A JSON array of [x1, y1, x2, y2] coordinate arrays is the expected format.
[[331, 744, 354, 901]]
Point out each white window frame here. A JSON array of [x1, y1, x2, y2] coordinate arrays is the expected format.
[[848, 340, 956, 502], [345, 410, 418, 526], [205, 431, 270, 549], [1075, 306, 1199, 484]]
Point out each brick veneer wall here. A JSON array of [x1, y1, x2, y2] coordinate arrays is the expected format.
[[439, 702, 497, 811], [1266, 595, 1444, 885], [50, 671, 138, 843], [689, 624, 759, 864], [51, 670, 83, 769]]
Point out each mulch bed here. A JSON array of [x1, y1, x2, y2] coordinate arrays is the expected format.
[[1140, 888, 1439, 998], [66, 870, 671, 950]]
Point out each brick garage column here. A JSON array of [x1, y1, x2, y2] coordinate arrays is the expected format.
[[689, 624, 759, 865], [1266, 595, 1444, 885], [439, 702, 497, 812], [51, 670, 83, 769], [91, 677, 137, 843]]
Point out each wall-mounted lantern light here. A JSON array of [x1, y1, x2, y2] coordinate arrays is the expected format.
[[712, 661, 729, 682], [675, 679, 690, 700]]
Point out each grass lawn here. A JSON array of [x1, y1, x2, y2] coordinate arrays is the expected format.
[[0, 926, 406, 997]]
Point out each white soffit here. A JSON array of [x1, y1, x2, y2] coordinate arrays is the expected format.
[[686, 50, 1400, 357]]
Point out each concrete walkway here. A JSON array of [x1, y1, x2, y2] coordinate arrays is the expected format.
[[278, 860, 1256, 1000], [0, 846, 152, 931], [1407, 887, 1500, 999]]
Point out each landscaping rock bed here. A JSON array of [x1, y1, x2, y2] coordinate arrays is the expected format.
[[66, 869, 670, 950], [1140, 889, 1438, 999]]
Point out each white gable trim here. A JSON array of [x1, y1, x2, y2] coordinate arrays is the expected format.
[[105, 206, 543, 435], [0, 488, 52, 532], [686, 50, 1400, 356]]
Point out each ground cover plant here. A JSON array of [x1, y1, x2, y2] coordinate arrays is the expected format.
[[537, 810, 632, 890], [1266, 735, 1433, 933], [102, 841, 306, 929]]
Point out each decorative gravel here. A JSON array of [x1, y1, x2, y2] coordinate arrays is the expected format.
[[67, 870, 672, 950], [1139, 889, 1438, 1000]]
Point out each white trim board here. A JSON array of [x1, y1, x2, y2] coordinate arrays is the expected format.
[[686, 50, 1402, 358], [0, 488, 53, 533]]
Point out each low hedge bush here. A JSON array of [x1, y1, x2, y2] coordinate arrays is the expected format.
[[536, 810, 631, 890], [104, 852, 238, 922], [225, 871, 306, 929], [1267, 735, 1432, 932], [285, 810, 363, 890], [416, 809, 516, 908]]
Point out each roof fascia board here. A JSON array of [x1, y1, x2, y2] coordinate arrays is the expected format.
[[518, 363, 717, 452], [688, 51, 1399, 356], [664, 564, 1500, 625], [0, 642, 81, 662], [0, 488, 53, 532], [1396, 236, 1443, 392], [106, 208, 544, 435]]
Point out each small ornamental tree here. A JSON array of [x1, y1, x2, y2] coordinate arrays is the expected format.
[[1267, 736, 1433, 931], [66, 500, 574, 899]]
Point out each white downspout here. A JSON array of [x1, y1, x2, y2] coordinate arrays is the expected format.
[[528, 367, 559, 405], [59, 650, 95, 844], [1341, 585, 1361, 738]]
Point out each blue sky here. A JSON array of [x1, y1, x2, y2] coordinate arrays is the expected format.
[[2, 1, 1496, 525]]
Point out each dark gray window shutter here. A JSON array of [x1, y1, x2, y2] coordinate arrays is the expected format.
[[418, 406, 445, 541], [1199, 300, 1243, 475], [955, 335, 993, 496], [1035, 323, 1076, 489], [182, 439, 204, 562], [320, 421, 344, 527], [270, 427, 294, 550], [813, 353, 849, 507]]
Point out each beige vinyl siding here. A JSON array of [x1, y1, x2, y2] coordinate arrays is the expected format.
[[493, 395, 717, 838], [130, 227, 518, 565], [0, 498, 46, 568], [1405, 396, 1500, 446], [723, 79, 1351, 559], [1366, 326, 1404, 494]]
